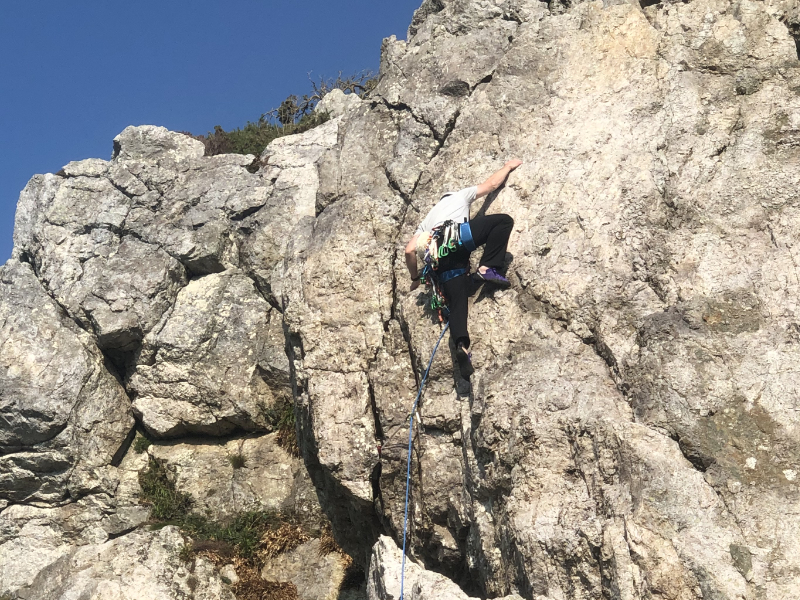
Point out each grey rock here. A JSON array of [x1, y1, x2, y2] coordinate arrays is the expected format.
[[129, 270, 288, 437], [0, 487, 149, 596], [0, 261, 134, 503], [316, 88, 363, 119], [147, 433, 321, 523], [367, 536, 534, 600], [12, 127, 273, 361], [260, 538, 347, 600], [13, 526, 233, 600], [113, 124, 205, 162]]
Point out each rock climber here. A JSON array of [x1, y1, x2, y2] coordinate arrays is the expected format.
[[404, 159, 522, 379]]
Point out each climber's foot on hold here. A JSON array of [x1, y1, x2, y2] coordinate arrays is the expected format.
[[456, 342, 474, 379], [474, 267, 511, 289]]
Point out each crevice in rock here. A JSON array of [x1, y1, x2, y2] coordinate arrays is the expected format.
[[246, 272, 283, 313], [669, 431, 715, 472], [106, 525, 139, 540], [471, 72, 494, 91], [780, 16, 800, 60], [583, 326, 630, 396], [367, 374, 385, 444], [18, 251, 93, 338], [383, 166, 414, 206], [229, 202, 268, 222], [501, 11, 523, 25], [436, 108, 462, 150], [380, 98, 441, 143], [519, 285, 630, 397], [110, 426, 138, 468]]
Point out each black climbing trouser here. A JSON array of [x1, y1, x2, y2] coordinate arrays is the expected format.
[[438, 213, 514, 348]]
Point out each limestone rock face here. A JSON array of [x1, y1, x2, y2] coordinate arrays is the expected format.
[[12, 526, 234, 600], [0, 261, 134, 503], [4, 0, 800, 597], [129, 270, 287, 437], [260, 538, 347, 600], [148, 433, 321, 522], [275, 0, 800, 598]]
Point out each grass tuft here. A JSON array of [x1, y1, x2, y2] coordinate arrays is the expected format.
[[133, 436, 151, 454], [318, 522, 341, 556], [232, 567, 298, 600], [228, 454, 246, 469], [262, 400, 300, 457], [138, 457, 193, 521]]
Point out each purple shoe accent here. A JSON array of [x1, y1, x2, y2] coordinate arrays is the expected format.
[[475, 267, 510, 289], [456, 343, 474, 379]]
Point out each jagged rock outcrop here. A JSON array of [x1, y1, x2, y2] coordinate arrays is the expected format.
[[0, 261, 134, 504], [12, 526, 234, 600], [147, 433, 320, 522], [3, 0, 800, 598], [368, 536, 532, 600]]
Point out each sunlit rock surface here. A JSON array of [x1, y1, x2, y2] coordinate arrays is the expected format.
[[3, 0, 800, 598]]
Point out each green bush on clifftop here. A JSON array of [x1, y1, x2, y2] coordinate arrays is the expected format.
[[188, 71, 376, 159]]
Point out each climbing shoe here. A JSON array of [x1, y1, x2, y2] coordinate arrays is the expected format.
[[456, 343, 474, 379], [474, 267, 511, 289]]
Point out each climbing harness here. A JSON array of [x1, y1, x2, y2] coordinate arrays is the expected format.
[[399, 321, 450, 600], [420, 220, 476, 319]]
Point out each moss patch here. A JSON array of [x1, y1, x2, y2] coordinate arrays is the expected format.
[[133, 435, 152, 454]]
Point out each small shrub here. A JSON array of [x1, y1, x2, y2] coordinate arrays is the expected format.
[[178, 543, 195, 562], [138, 457, 193, 521], [186, 71, 376, 161], [190, 111, 329, 160], [133, 436, 151, 454], [228, 454, 246, 469], [261, 400, 300, 457]]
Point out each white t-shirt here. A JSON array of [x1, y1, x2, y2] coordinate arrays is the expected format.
[[415, 186, 477, 234]]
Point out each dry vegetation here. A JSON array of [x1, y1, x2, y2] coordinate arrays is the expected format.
[[138, 457, 353, 599]]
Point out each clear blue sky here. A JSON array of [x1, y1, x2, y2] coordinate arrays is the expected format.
[[0, 1, 421, 262]]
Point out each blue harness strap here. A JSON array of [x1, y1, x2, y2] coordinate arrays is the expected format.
[[459, 222, 477, 253], [438, 268, 467, 283]]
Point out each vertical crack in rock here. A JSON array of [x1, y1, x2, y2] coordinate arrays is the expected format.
[[780, 16, 800, 60]]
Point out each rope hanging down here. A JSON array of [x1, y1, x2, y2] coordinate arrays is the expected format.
[[399, 321, 450, 600]]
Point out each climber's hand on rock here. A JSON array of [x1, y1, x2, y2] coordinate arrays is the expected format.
[[410, 279, 421, 292], [505, 159, 523, 171]]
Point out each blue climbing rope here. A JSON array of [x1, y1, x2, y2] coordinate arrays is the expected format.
[[400, 322, 449, 600]]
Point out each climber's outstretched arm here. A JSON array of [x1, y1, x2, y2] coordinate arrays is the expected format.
[[405, 233, 422, 291], [476, 159, 523, 199]]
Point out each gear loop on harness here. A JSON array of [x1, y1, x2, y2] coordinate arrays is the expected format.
[[420, 219, 473, 318]]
